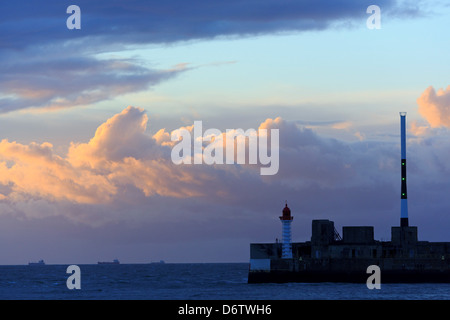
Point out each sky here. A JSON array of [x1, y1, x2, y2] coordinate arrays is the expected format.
[[1, 0, 450, 264]]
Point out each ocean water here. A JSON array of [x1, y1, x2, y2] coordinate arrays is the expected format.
[[0, 263, 449, 300]]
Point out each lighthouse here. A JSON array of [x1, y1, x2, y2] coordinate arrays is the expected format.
[[279, 203, 293, 259]]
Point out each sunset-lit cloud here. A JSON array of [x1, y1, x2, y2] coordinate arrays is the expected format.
[[0, 107, 285, 208], [2, 1, 412, 51], [417, 85, 450, 128], [0, 139, 117, 204], [0, 56, 188, 113], [0, 105, 404, 212], [0, 107, 215, 205], [409, 120, 430, 137]]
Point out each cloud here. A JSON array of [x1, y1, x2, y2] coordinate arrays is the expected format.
[[0, 105, 449, 237], [2, 1, 413, 50], [410, 120, 430, 137], [0, 107, 370, 209], [417, 85, 450, 128], [0, 106, 394, 212], [0, 0, 423, 113], [0, 139, 117, 204], [1, 106, 286, 212], [0, 107, 200, 206], [354, 131, 366, 141], [67, 106, 159, 167], [1, 106, 450, 264], [332, 121, 353, 130], [0, 55, 186, 113]]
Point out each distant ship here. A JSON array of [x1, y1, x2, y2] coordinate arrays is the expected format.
[[28, 260, 45, 266], [151, 260, 165, 264], [97, 259, 120, 265]]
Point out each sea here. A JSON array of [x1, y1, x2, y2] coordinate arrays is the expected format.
[[0, 263, 449, 300]]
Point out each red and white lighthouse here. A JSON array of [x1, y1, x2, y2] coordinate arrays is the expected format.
[[279, 203, 293, 259]]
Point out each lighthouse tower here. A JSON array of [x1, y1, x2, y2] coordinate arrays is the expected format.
[[279, 203, 293, 259]]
